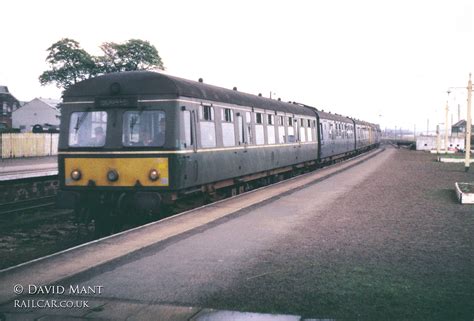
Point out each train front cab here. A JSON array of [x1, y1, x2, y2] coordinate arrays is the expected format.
[[57, 98, 180, 226]]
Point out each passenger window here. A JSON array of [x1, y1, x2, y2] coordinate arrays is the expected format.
[[267, 114, 274, 125], [278, 116, 284, 126], [199, 105, 216, 148], [278, 116, 285, 144], [122, 110, 165, 147], [299, 118, 306, 142], [200, 105, 214, 121], [320, 123, 324, 140], [287, 117, 295, 143], [222, 108, 233, 122], [267, 114, 275, 144], [307, 120, 312, 142], [255, 112, 264, 145], [255, 112, 263, 124], [222, 109, 235, 147]]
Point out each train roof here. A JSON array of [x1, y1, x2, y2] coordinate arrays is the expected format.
[[314, 110, 354, 123], [63, 71, 317, 117], [352, 119, 379, 128]]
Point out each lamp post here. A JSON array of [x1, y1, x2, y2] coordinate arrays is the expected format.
[[445, 90, 450, 153], [436, 124, 441, 155], [465, 73, 472, 171], [448, 74, 472, 171]]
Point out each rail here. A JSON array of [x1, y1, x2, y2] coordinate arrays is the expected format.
[[0, 195, 56, 216]]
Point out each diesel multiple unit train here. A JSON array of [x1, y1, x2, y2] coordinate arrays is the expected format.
[[57, 71, 380, 230]]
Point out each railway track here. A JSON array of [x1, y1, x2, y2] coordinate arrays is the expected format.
[[0, 195, 56, 216]]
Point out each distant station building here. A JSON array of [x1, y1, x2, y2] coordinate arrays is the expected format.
[[451, 119, 474, 137], [12, 98, 60, 132], [0, 86, 21, 128], [415, 119, 474, 151]]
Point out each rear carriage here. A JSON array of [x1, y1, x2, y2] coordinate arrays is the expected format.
[[315, 111, 356, 161]]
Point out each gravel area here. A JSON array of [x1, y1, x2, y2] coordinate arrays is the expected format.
[[201, 148, 474, 321], [0, 210, 97, 270]]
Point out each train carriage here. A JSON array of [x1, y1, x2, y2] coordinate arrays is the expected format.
[[58, 71, 321, 228]]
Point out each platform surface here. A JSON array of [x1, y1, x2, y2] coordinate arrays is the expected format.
[[1, 148, 473, 320], [0, 156, 57, 181]]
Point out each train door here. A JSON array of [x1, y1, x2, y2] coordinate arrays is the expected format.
[[319, 122, 325, 146], [330, 121, 336, 154], [189, 109, 198, 182]]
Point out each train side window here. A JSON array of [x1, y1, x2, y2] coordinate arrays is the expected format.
[[307, 119, 313, 142], [200, 105, 214, 121], [278, 116, 284, 126], [267, 114, 274, 125], [320, 123, 324, 140], [184, 110, 193, 147], [246, 112, 253, 144], [221, 108, 233, 122], [299, 118, 306, 142], [278, 116, 285, 144], [199, 105, 216, 148], [255, 112, 264, 145], [222, 109, 235, 147], [267, 114, 275, 144], [287, 117, 295, 143]]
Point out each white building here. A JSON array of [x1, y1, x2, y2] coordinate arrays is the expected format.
[[12, 98, 60, 132], [416, 135, 465, 151]]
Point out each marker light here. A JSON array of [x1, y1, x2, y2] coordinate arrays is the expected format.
[[107, 169, 119, 182], [149, 169, 160, 181], [71, 170, 82, 181]]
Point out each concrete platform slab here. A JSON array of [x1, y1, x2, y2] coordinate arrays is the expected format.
[[0, 156, 57, 181]]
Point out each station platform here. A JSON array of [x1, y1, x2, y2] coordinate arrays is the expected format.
[[0, 147, 472, 320], [0, 156, 57, 181]]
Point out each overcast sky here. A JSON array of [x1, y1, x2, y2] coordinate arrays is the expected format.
[[1, 0, 473, 132]]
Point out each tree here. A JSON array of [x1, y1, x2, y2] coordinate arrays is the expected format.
[[39, 38, 165, 90], [98, 39, 165, 73], [39, 38, 96, 89]]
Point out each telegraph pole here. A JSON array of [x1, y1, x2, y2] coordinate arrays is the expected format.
[[436, 124, 440, 155], [445, 91, 450, 153], [465, 73, 472, 171]]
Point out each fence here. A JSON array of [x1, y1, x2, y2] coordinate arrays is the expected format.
[[0, 133, 59, 159]]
